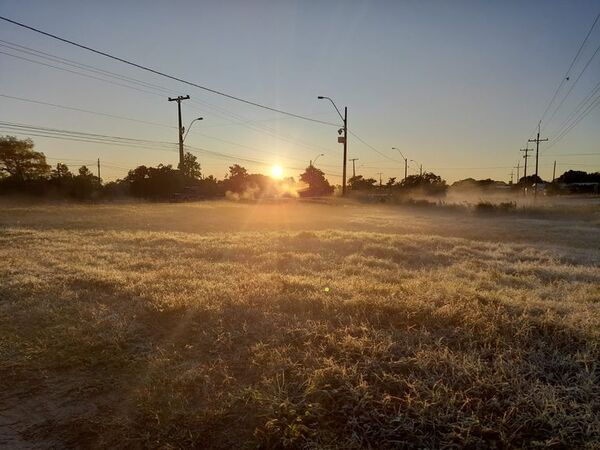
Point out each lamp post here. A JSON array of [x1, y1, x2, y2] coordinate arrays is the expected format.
[[392, 147, 408, 181], [311, 153, 324, 167], [317, 96, 347, 195], [183, 117, 203, 143]]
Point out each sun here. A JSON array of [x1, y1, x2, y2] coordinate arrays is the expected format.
[[271, 165, 284, 179]]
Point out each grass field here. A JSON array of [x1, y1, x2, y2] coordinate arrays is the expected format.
[[1, 199, 599, 449]]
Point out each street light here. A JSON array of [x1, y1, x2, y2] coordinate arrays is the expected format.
[[317, 95, 348, 195], [311, 153, 324, 166], [392, 147, 408, 181], [183, 117, 203, 143]]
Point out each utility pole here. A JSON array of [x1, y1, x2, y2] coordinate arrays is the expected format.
[[168, 95, 190, 169], [520, 147, 531, 178], [515, 161, 520, 182], [342, 107, 348, 195], [377, 172, 383, 187], [317, 96, 347, 194], [97, 158, 101, 182], [528, 122, 548, 196], [552, 160, 557, 182], [349, 158, 359, 178], [509, 170, 514, 184], [419, 165, 423, 176]]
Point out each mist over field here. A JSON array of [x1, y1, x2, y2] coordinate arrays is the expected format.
[[1, 199, 599, 449]]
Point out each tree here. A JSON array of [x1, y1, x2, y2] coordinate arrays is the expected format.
[[180, 152, 202, 179], [0, 136, 50, 180], [123, 164, 185, 199], [399, 172, 448, 196], [555, 170, 600, 184], [298, 165, 334, 197], [223, 164, 249, 193], [518, 174, 544, 188], [51, 162, 73, 180], [70, 165, 101, 199], [78, 165, 94, 178], [348, 175, 377, 190]]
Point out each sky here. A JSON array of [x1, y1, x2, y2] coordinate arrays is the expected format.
[[0, 0, 599, 183]]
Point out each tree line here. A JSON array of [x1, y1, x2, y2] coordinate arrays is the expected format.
[[2, 136, 596, 200], [0, 136, 336, 200]]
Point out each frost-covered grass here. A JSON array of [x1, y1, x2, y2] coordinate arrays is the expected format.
[[0, 200, 599, 449]]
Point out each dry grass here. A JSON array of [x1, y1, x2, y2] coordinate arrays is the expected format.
[[0, 199, 599, 449]]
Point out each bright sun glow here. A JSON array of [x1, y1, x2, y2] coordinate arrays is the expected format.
[[271, 165, 284, 179]]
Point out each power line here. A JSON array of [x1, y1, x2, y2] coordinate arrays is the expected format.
[[0, 121, 341, 176], [545, 41, 600, 127], [546, 94, 600, 148], [347, 131, 403, 163], [0, 15, 338, 127], [538, 11, 600, 126], [0, 93, 174, 129], [1, 92, 339, 167], [0, 46, 337, 154], [547, 78, 600, 140]]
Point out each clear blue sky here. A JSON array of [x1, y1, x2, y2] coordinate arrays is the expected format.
[[1, 0, 599, 183]]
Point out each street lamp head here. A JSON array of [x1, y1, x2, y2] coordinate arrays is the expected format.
[[317, 96, 324, 99], [196, 117, 203, 121]]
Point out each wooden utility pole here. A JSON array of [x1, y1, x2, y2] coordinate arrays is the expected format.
[[520, 147, 532, 178], [97, 158, 101, 182], [515, 161, 520, 182], [342, 107, 348, 195], [552, 160, 557, 182], [528, 122, 548, 196], [168, 95, 190, 169], [349, 158, 359, 178], [377, 172, 383, 187]]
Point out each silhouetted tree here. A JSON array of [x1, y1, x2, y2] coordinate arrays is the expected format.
[[299, 165, 334, 196], [348, 175, 377, 190], [124, 164, 185, 199], [555, 170, 600, 184], [399, 172, 448, 196], [51, 162, 72, 180], [223, 164, 249, 193], [0, 136, 50, 181], [518, 174, 544, 188], [180, 152, 202, 179], [69, 165, 101, 199]]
